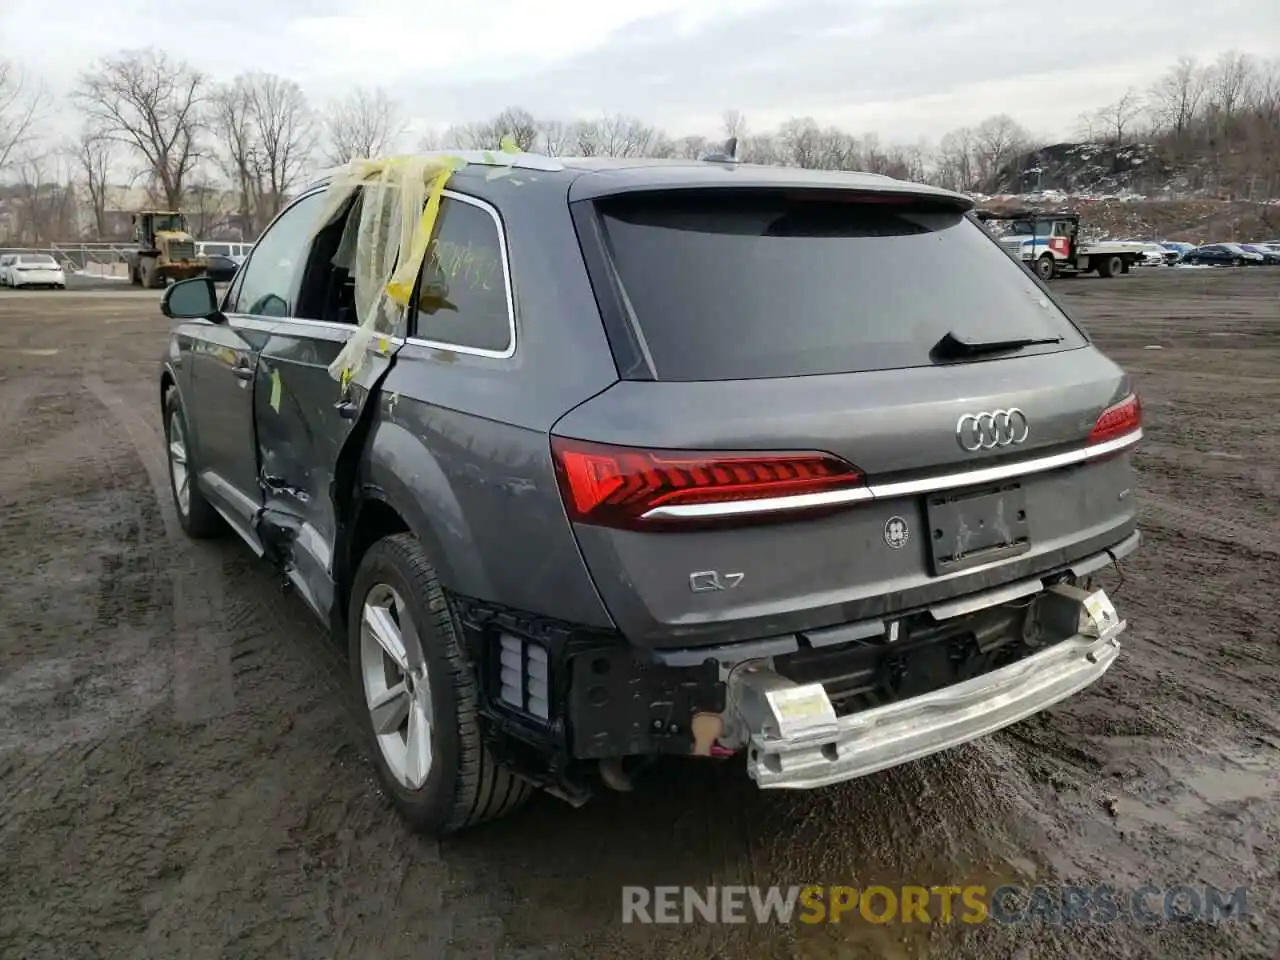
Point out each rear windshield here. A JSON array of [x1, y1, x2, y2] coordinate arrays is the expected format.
[[594, 190, 1086, 380], [19, 254, 56, 264]]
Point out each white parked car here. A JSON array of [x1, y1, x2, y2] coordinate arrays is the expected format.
[[0, 254, 16, 286], [4, 253, 67, 289], [1133, 242, 1174, 266]]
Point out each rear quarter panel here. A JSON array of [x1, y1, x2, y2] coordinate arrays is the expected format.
[[366, 172, 620, 628]]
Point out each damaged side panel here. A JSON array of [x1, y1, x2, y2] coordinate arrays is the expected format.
[[251, 317, 399, 619]]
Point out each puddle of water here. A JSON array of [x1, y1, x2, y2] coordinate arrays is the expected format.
[[1111, 750, 1279, 831]]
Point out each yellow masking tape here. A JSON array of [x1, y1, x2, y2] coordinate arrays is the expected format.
[[385, 167, 453, 306], [269, 368, 282, 412]]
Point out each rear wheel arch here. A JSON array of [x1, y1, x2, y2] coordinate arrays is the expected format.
[[333, 422, 496, 625]]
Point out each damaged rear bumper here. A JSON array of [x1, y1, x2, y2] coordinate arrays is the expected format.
[[727, 584, 1125, 790]]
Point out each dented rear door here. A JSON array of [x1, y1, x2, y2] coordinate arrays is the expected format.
[[254, 319, 399, 619]]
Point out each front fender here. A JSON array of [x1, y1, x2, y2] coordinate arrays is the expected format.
[[359, 419, 496, 599]]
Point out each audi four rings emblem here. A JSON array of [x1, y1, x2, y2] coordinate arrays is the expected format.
[[955, 408, 1030, 451]]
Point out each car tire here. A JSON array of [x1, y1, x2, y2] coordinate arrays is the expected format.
[[348, 533, 533, 836], [162, 386, 221, 538], [1035, 254, 1055, 281]]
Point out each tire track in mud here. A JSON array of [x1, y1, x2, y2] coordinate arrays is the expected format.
[[0, 381, 169, 830], [83, 377, 513, 960], [84, 374, 236, 723], [1137, 491, 1280, 559]]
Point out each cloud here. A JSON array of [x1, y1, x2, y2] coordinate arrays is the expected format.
[[3, 0, 1277, 143]]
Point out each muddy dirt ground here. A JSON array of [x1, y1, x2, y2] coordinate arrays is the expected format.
[[1, 269, 1277, 960]]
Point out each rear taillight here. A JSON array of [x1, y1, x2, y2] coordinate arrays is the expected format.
[[550, 437, 867, 530], [1088, 393, 1142, 445]]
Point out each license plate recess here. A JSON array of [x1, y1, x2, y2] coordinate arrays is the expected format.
[[926, 482, 1030, 576]]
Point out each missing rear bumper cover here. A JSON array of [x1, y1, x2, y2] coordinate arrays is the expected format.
[[726, 585, 1125, 789]]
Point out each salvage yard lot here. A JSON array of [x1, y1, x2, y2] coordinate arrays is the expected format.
[[1, 270, 1278, 960]]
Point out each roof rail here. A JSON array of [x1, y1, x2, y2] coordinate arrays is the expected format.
[[306, 147, 567, 189]]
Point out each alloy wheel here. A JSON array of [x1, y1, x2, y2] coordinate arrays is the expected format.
[[168, 413, 190, 516], [359, 583, 434, 789]]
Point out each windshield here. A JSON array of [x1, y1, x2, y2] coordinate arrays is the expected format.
[[593, 189, 1087, 381], [18, 254, 57, 265], [152, 214, 186, 232]]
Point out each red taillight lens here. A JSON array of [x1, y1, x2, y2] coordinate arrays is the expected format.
[[550, 437, 865, 530], [1088, 393, 1142, 445]]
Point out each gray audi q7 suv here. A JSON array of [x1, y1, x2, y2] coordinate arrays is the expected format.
[[158, 154, 1142, 837]]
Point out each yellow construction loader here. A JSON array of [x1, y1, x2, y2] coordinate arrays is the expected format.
[[126, 211, 207, 289]]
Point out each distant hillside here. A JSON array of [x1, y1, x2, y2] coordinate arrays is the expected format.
[[972, 195, 1280, 243], [985, 142, 1173, 197]]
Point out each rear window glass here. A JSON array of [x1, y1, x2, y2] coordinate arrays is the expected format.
[[594, 190, 1086, 380], [19, 254, 56, 264]]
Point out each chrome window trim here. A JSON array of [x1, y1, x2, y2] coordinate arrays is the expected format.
[[274, 188, 516, 359], [404, 190, 516, 359]]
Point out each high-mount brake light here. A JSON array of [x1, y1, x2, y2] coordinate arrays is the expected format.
[[1088, 393, 1142, 446], [550, 438, 866, 531]]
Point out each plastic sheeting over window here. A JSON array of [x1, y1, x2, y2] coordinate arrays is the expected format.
[[307, 141, 563, 386]]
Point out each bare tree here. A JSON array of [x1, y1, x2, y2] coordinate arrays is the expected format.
[[536, 119, 574, 156], [209, 80, 256, 236], [322, 86, 405, 164], [1095, 88, 1144, 144], [576, 114, 656, 157], [209, 73, 314, 233], [778, 117, 822, 168], [245, 73, 315, 221], [12, 150, 76, 244], [1207, 49, 1256, 124], [815, 127, 859, 170], [417, 127, 445, 152], [1, 59, 47, 175], [72, 49, 205, 209], [721, 109, 745, 140], [1149, 56, 1209, 137], [488, 107, 538, 151], [935, 126, 976, 190], [739, 133, 783, 166], [972, 114, 1031, 185], [441, 108, 538, 152], [674, 134, 710, 159], [74, 130, 114, 239], [1074, 109, 1102, 142]]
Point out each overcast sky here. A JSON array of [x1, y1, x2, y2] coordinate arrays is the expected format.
[[3, 0, 1278, 145]]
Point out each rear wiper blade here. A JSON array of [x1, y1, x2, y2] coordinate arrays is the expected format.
[[931, 330, 1062, 360]]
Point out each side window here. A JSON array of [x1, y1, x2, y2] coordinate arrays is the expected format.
[[412, 196, 512, 354], [229, 190, 326, 317]]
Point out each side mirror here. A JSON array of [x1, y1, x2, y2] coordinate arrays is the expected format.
[[162, 277, 223, 322]]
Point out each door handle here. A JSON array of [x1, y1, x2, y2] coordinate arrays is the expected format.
[[334, 399, 358, 420], [233, 365, 253, 381]]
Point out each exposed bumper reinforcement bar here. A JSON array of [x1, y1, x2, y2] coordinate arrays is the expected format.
[[728, 585, 1125, 790]]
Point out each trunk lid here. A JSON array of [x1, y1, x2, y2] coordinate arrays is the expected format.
[[554, 185, 1140, 647]]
